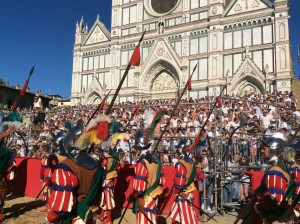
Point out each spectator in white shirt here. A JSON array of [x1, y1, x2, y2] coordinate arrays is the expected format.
[[260, 109, 273, 129]]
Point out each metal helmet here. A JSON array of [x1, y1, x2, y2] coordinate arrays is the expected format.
[[52, 131, 67, 146], [133, 130, 151, 150], [262, 132, 288, 157], [70, 119, 84, 139], [175, 138, 192, 154], [286, 139, 300, 152]]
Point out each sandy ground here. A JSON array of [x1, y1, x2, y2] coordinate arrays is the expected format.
[[3, 196, 239, 224]]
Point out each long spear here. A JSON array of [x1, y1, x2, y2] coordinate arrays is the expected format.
[[123, 98, 144, 131], [106, 98, 144, 166], [12, 66, 35, 111], [190, 85, 227, 155], [85, 89, 112, 127], [152, 64, 198, 155], [105, 30, 146, 115]]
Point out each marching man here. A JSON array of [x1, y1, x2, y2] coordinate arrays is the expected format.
[[127, 130, 165, 224], [253, 133, 292, 223], [98, 146, 120, 224], [170, 138, 199, 224]]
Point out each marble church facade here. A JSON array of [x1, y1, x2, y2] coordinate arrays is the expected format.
[[70, 0, 292, 105]]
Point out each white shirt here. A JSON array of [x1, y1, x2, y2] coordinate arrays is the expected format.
[[260, 114, 273, 129], [18, 147, 26, 157]]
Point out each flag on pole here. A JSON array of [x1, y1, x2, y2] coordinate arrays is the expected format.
[[216, 96, 222, 108], [128, 30, 145, 66], [105, 30, 146, 114], [99, 98, 106, 111], [129, 45, 141, 66], [188, 77, 192, 91], [12, 66, 34, 111], [135, 107, 140, 115], [20, 81, 28, 97]]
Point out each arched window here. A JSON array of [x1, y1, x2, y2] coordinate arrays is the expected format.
[[279, 22, 285, 39], [212, 34, 217, 49], [212, 57, 218, 77], [280, 48, 286, 69]]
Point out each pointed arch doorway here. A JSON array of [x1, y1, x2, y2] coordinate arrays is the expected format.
[[142, 60, 180, 100], [237, 82, 262, 96]]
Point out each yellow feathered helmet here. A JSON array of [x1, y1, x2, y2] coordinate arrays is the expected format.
[[0, 110, 23, 142], [101, 121, 130, 152], [76, 114, 111, 149]]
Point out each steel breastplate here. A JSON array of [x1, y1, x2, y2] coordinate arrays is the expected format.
[[72, 150, 99, 170]]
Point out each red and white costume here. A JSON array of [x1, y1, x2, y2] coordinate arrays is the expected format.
[[100, 152, 119, 210], [98, 151, 120, 223], [46, 154, 101, 224], [132, 157, 165, 224], [290, 163, 300, 224], [40, 154, 51, 203], [46, 162, 79, 223], [170, 158, 198, 224], [253, 160, 290, 223], [290, 163, 300, 199]]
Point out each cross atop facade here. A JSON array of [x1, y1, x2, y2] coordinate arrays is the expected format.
[[182, 14, 189, 23]]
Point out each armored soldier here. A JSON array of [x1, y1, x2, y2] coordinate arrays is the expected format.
[[282, 145, 300, 224], [253, 132, 292, 223], [98, 147, 120, 224], [128, 130, 165, 224], [45, 148, 104, 224], [0, 110, 19, 223], [170, 139, 199, 224]]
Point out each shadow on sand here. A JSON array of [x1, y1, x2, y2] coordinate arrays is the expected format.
[[4, 198, 45, 219]]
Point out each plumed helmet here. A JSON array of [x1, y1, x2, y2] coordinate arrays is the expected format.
[[0, 111, 23, 140], [175, 138, 192, 154], [133, 130, 151, 150], [282, 147, 296, 164], [76, 114, 111, 149], [70, 119, 84, 139], [52, 131, 67, 146], [262, 132, 288, 157], [109, 121, 123, 135], [286, 139, 300, 152]]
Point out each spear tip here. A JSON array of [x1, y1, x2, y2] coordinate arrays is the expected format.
[[139, 29, 146, 45], [29, 66, 35, 76]]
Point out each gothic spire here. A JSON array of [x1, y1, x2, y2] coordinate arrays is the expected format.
[[79, 16, 85, 32]]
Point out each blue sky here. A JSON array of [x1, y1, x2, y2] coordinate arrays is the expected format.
[[0, 0, 299, 99]]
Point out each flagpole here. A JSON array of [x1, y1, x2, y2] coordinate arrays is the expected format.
[[29, 106, 32, 139], [12, 66, 35, 111], [85, 89, 112, 127], [152, 64, 198, 155], [106, 64, 131, 115], [105, 30, 146, 115], [123, 98, 144, 131], [191, 84, 227, 155]]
